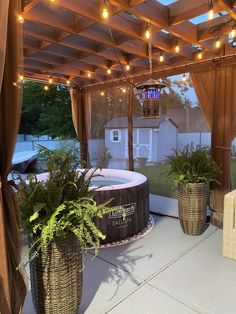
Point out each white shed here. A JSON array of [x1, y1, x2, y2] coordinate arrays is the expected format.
[[105, 116, 178, 163]]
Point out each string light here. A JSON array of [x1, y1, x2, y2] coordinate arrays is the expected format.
[[215, 37, 221, 48], [100, 91, 105, 96], [100, 0, 109, 20], [49, 77, 53, 84], [18, 14, 24, 23], [19, 75, 24, 81], [107, 68, 112, 74], [125, 64, 130, 71], [87, 72, 91, 77], [208, 0, 214, 20], [159, 52, 164, 62], [175, 42, 180, 53], [66, 79, 70, 85], [145, 25, 151, 40], [122, 88, 126, 93], [44, 85, 49, 91], [197, 50, 203, 60], [230, 22, 236, 39], [181, 74, 186, 83]]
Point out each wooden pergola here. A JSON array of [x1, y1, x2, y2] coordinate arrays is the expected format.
[[22, 0, 236, 90], [1, 1, 236, 313]]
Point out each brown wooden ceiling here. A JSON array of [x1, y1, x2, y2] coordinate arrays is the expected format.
[[22, 0, 236, 89]]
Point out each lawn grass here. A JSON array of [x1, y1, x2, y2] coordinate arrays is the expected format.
[[231, 159, 236, 189], [135, 163, 178, 198], [136, 160, 236, 199]]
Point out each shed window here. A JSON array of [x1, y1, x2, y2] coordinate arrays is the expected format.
[[110, 129, 121, 142]]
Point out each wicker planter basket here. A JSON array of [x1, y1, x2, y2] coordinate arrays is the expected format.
[[30, 233, 82, 314], [178, 182, 207, 236]]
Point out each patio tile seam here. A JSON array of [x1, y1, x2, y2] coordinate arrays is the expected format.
[[89, 252, 146, 281], [143, 227, 219, 284], [145, 281, 203, 314], [90, 226, 218, 284], [99, 229, 218, 314], [102, 281, 149, 314]]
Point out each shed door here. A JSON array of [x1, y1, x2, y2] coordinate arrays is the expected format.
[[125, 129, 152, 160]]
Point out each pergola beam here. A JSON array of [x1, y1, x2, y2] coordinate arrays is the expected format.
[[22, 0, 236, 86], [216, 0, 236, 20]]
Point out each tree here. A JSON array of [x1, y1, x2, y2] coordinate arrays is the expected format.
[[20, 81, 76, 138], [90, 78, 193, 138]]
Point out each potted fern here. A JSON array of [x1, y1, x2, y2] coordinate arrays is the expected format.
[[167, 145, 220, 236], [16, 144, 123, 314]]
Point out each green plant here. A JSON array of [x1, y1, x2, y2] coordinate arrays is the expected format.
[[166, 144, 221, 186], [16, 144, 124, 263], [96, 147, 112, 169]]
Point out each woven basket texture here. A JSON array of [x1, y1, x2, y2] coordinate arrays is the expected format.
[[30, 233, 82, 314], [178, 182, 207, 236]]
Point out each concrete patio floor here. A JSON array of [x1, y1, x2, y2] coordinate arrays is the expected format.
[[23, 215, 236, 314]]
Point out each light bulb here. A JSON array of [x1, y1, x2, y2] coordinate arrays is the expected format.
[[145, 29, 151, 40], [159, 53, 164, 62], [230, 23, 236, 39], [197, 51, 203, 60], [18, 14, 24, 23], [175, 43, 180, 53], [208, 1, 214, 20], [125, 64, 130, 71], [122, 88, 126, 93], [44, 85, 49, 91], [107, 68, 111, 74], [100, 91, 105, 96], [208, 9, 214, 20], [19, 75, 24, 81], [215, 38, 221, 48], [88, 72, 91, 77], [181, 74, 186, 83], [101, 1, 109, 20], [49, 78, 53, 84], [66, 80, 70, 85]]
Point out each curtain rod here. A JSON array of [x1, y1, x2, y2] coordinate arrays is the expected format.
[[23, 77, 79, 89], [81, 53, 236, 91]]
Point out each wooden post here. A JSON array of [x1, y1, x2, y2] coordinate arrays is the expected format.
[[128, 83, 134, 171], [0, 182, 11, 314]]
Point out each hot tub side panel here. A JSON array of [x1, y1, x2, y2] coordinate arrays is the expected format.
[[94, 180, 149, 243]]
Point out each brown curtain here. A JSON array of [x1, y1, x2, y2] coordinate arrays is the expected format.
[[70, 88, 91, 165], [128, 84, 134, 171], [190, 65, 236, 228], [0, 0, 27, 313]]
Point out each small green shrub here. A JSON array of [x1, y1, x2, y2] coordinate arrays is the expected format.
[[96, 147, 112, 169], [166, 144, 221, 186]]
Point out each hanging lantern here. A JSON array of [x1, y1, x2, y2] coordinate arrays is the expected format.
[[137, 78, 165, 118]]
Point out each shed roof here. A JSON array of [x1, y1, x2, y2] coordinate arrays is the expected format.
[[105, 116, 178, 128]]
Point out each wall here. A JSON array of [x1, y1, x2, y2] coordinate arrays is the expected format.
[[157, 121, 177, 162], [105, 129, 126, 159]]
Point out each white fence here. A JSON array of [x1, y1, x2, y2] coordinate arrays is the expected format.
[[15, 133, 236, 163], [177, 132, 211, 150], [177, 132, 236, 155], [15, 136, 105, 161]]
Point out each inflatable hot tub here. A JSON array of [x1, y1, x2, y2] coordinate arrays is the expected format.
[[90, 169, 149, 244], [36, 169, 149, 244]]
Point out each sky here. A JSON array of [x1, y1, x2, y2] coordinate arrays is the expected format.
[[170, 74, 198, 105], [156, 0, 210, 105]]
